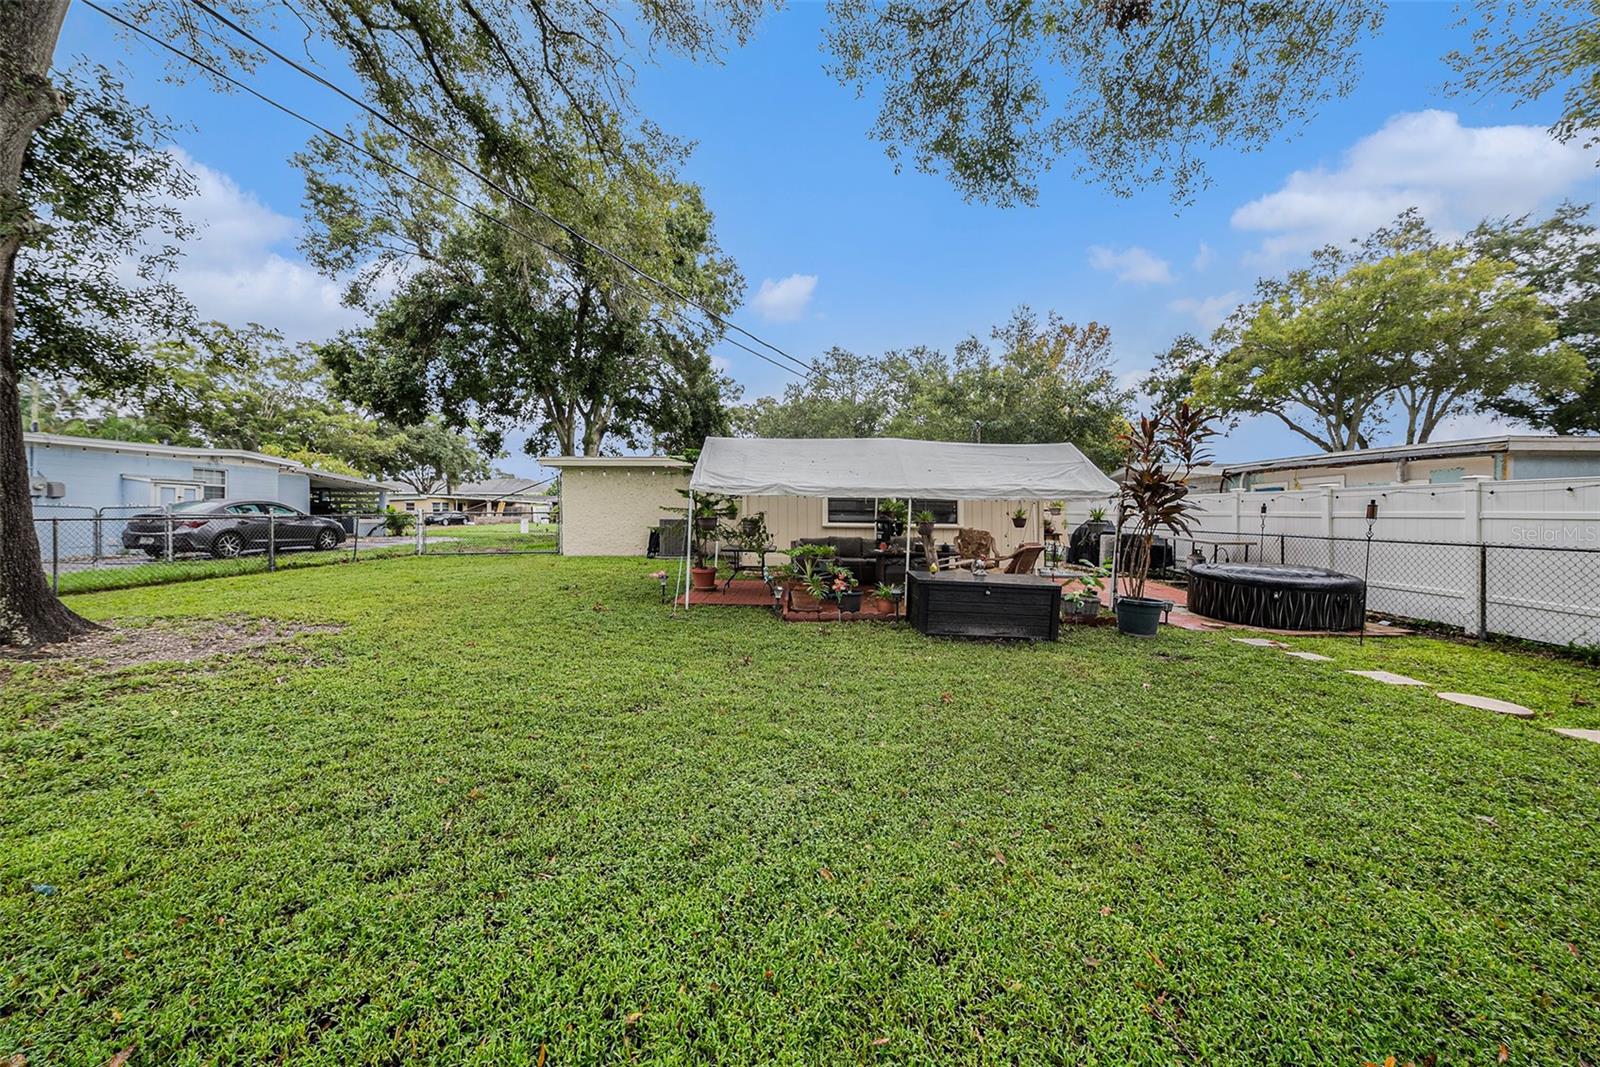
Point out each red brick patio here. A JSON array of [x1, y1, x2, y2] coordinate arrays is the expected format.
[[677, 573, 1403, 637]]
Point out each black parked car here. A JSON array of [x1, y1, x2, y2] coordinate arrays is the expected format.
[[121, 499, 346, 559], [424, 510, 470, 526]]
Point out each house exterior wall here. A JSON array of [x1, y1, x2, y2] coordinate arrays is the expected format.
[[741, 495, 1104, 556], [559, 464, 691, 555], [1508, 450, 1600, 480], [552, 456, 1116, 557], [26, 440, 305, 511], [1235, 454, 1499, 491]]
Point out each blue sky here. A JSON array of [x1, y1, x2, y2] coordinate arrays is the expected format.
[[55, 1, 1598, 475]]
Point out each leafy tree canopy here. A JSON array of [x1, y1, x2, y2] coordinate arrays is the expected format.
[[737, 307, 1131, 470], [1469, 202, 1600, 434], [1183, 211, 1588, 452], [26, 321, 495, 485], [306, 112, 744, 459], [825, 0, 1384, 206]]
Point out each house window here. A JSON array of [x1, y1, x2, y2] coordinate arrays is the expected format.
[[826, 497, 958, 525], [1428, 467, 1466, 484], [431, 501, 445, 512], [402, 502, 415, 511], [192, 467, 227, 500], [826, 497, 877, 524]]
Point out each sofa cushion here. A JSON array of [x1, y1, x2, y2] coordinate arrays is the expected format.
[[832, 536, 866, 558]]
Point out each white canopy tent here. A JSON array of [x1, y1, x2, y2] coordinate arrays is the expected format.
[[680, 437, 1118, 607]]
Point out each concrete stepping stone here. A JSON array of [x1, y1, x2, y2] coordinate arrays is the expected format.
[[1284, 651, 1333, 662], [1346, 670, 1427, 687], [1437, 692, 1536, 719], [1231, 637, 1284, 647], [1552, 728, 1600, 744]]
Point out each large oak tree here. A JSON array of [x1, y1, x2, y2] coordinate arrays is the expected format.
[[0, 0, 760, 644]]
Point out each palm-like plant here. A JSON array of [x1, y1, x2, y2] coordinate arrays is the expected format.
[[1117, 403, 1217, 601]]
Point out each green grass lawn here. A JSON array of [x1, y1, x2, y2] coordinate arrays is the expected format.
[[4, 555, 1599, 1065]]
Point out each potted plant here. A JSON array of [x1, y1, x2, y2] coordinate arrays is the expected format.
[[779, 544, 838, 610], [829, 568, 862, 614], [1115, 402, 1216, 637], [875, 498, 908, 548], [869, 581, 903, 616], [1045, 499, 1064, 516], [1060, 563, 1109, 622], [1010, 506, 1028, 529], [912, 510, 939, 571], [669, 490, 738, 591], [1042, 517, 1058, 541]]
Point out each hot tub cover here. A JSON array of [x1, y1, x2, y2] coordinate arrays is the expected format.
[[1187, 562, 1364, 592], [688, 437, 1117, 500]]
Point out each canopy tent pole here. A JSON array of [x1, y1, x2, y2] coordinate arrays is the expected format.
[[684, 489, 694, 610], [903, 497, 913, 619]]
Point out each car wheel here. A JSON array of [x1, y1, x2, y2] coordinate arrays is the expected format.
[[314, 528, 339, 551], [211, 531, 244, 559]]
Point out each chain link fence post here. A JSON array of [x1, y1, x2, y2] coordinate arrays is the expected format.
[[268, 512, 277, 572], [51, 518, 59, 594], [416, 514, 425, 555], [164, 512, 173, 562], [351, 512, 360, 563], [1477, 543, 1489, 640]]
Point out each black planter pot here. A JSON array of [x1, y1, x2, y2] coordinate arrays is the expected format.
[[696, 516, 719, 531], [836, 591, 863, 613], [1115, 596, 1165, 637], [1011, 516, 1027, 528]]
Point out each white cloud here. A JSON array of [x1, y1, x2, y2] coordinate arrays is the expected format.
[[1191, 243, 1215, 272], [1087, 245, 1173, 284], [150, 149, 365, 342], [751, 273, 817, 322], [1232, 110, 1594, 260], [1168, 291, 1241, 332]]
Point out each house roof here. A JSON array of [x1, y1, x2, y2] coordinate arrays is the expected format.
[[1217, 435, 1600, 477], [538, 455, 688, 469], [688, 437, 1118, 500], [385, 477, 552, 500], [25, 431, 388, 490]]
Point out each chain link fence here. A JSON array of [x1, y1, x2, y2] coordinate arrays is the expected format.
[[27, 507, 557, 596], [1167, 528, 1600, 652]]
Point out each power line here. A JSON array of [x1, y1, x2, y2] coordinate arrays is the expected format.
[[181, 0, 819, 381], [80, 0, 815, 388]]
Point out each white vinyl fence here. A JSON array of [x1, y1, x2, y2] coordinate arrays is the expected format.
[[1177, 476, 1600, 650]]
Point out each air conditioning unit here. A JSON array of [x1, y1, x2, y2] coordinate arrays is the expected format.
[[30, 477, 66, 498]]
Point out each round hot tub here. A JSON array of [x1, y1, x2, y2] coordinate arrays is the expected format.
[[1187, 562, 1365, 632]]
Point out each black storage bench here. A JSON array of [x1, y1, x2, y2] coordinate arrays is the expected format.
[[906, 570, 1061, 641]]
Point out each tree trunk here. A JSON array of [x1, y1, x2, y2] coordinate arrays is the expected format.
[[0, 0, 96, 646]]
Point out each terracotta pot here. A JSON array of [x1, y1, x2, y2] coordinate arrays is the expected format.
[[690, 566, 717, 591], [786, 585, 824, 611]]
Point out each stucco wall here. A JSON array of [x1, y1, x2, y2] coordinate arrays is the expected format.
[[559, 464, 690, 555]]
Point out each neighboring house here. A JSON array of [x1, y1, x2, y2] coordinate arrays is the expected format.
[[1216, 435, 1600, 491], [384, 477, 553, 519], [541, 453, 1106, 557], [25, 432, 388, 514], [1110, 463, 1226, 493]]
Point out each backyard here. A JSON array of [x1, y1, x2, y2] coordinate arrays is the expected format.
[[3, 553, 1599, 1064]]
